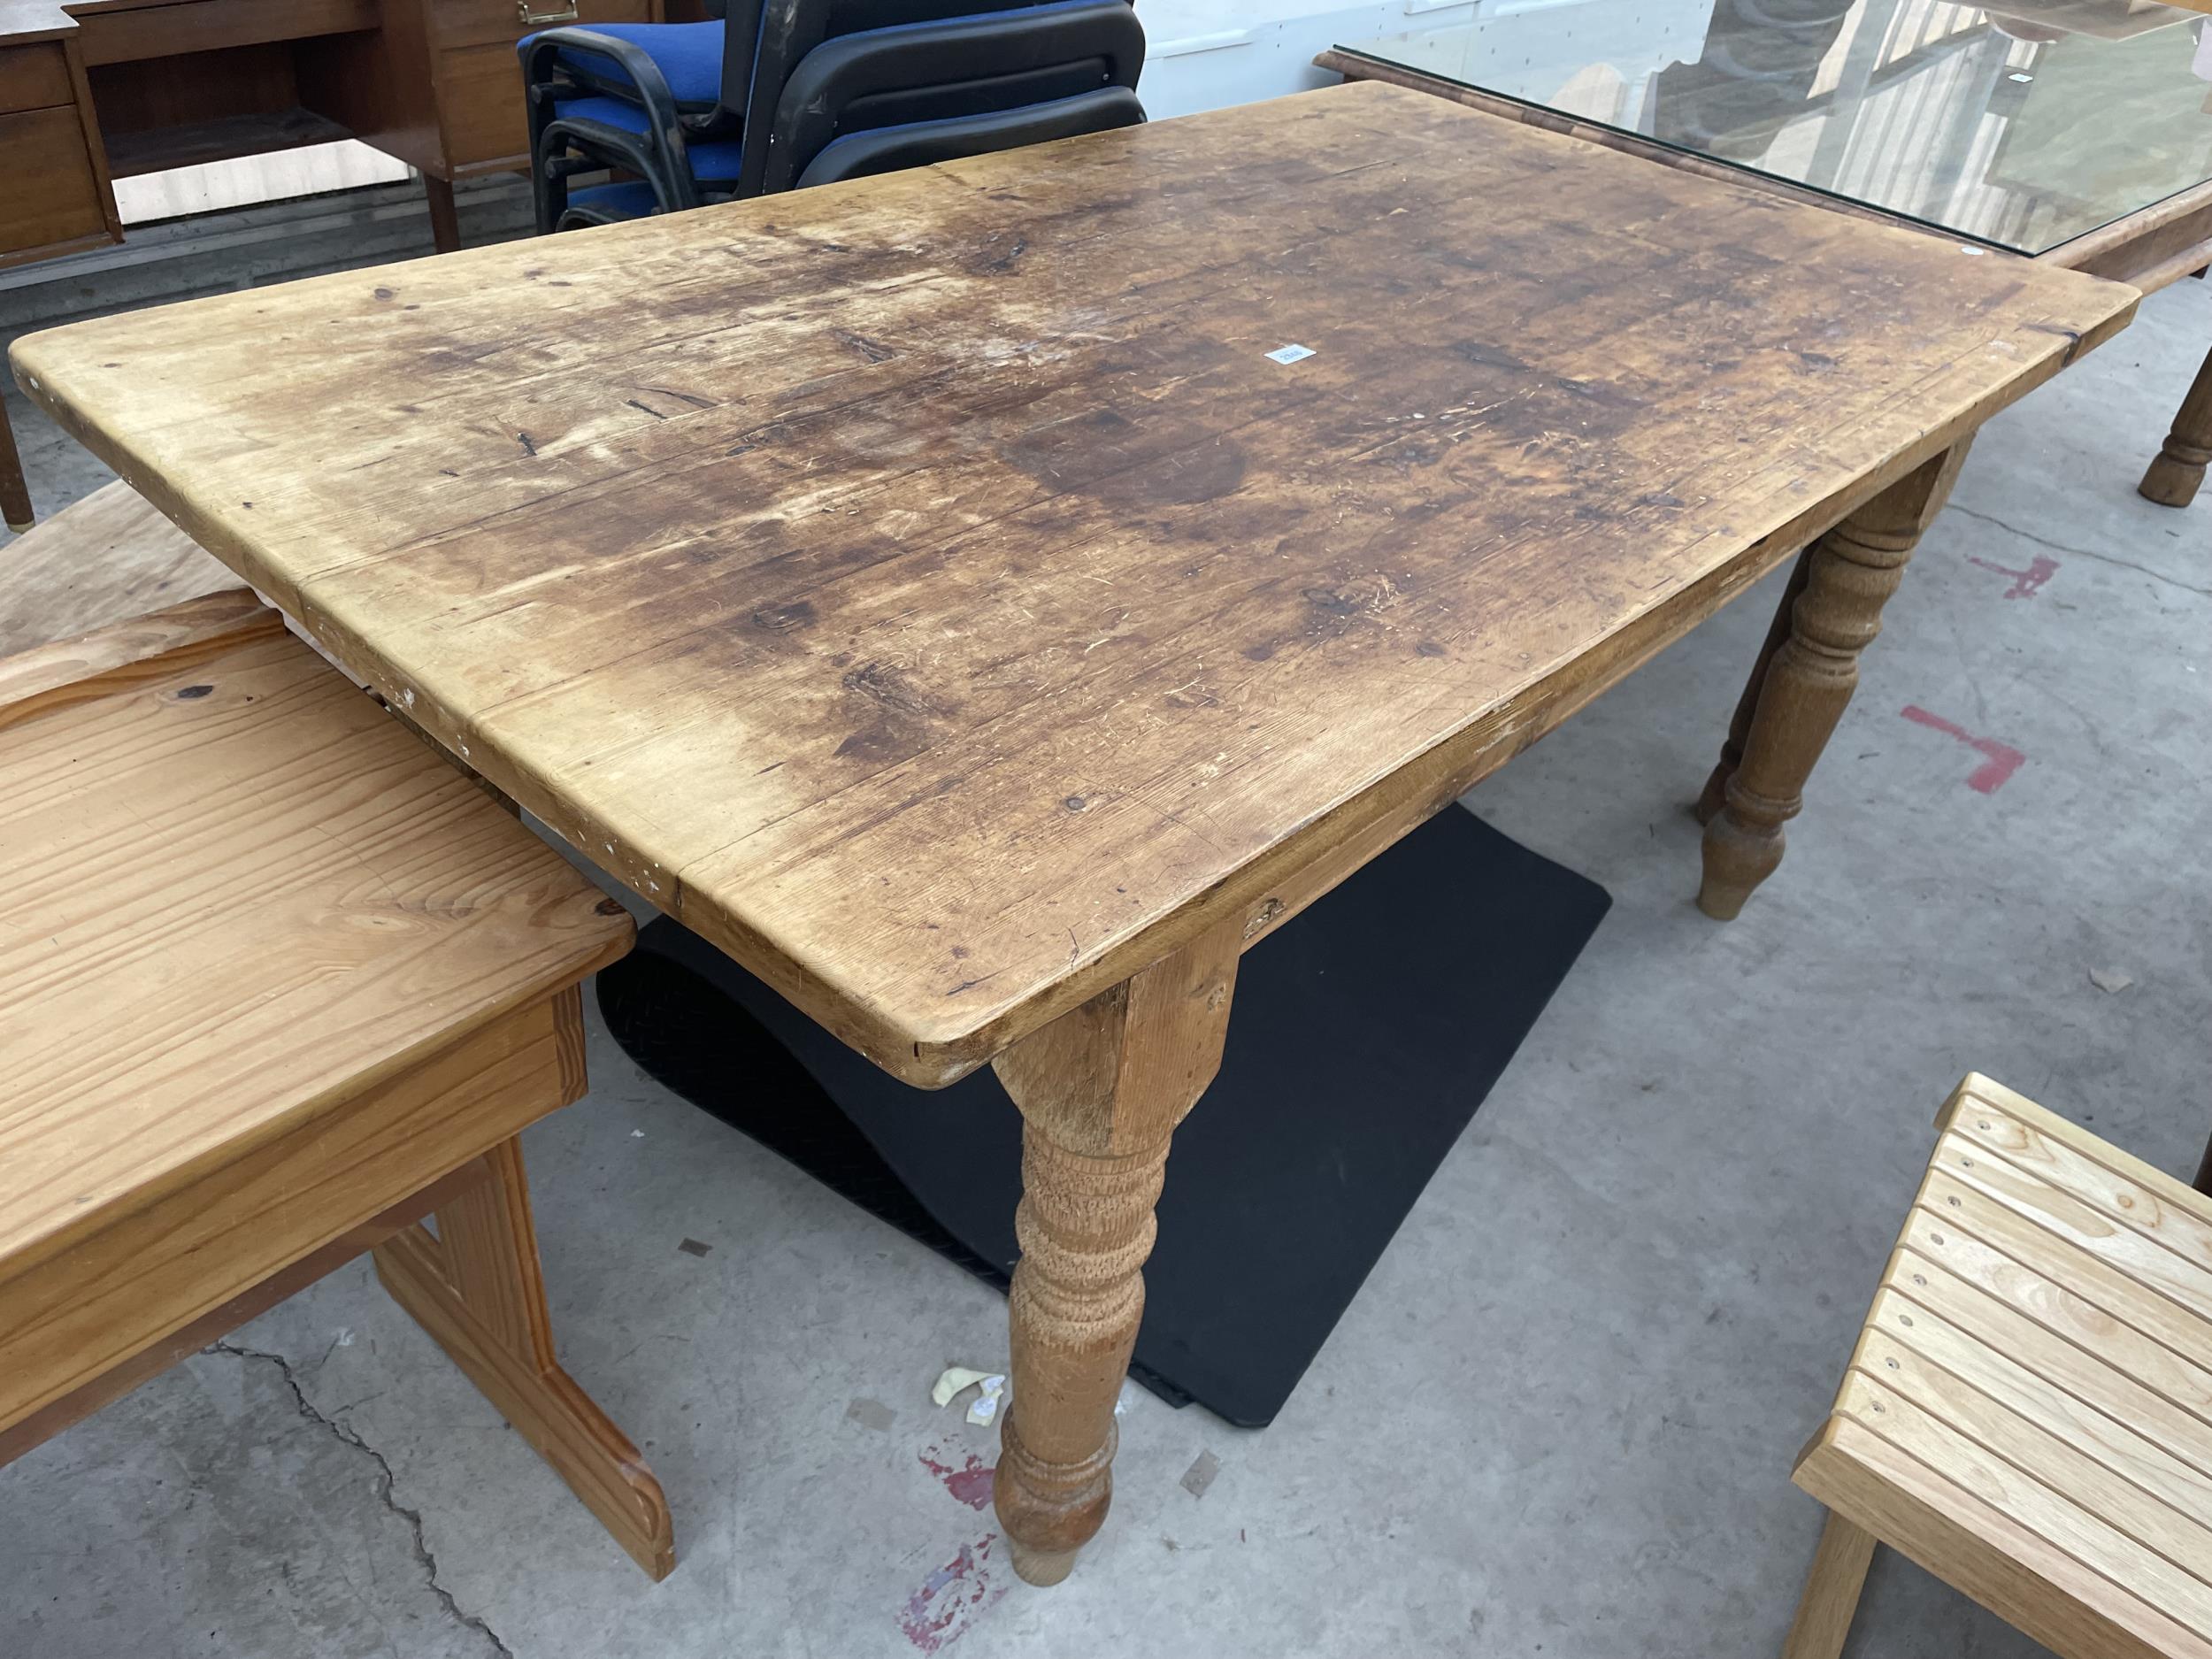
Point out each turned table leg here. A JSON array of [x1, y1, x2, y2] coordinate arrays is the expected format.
[[987, 917, 1242, 1586], [2140, 342, 2212, 508], [1696, 549, 1814, 826], [0, 396, 33, 534], [1699, 445, 1968, 919]]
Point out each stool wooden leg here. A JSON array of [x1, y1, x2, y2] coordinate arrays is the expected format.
[[1782, 1510, 1877, 1659], [988, 917, 1242, 1586], [1698, 445, 1968, 919], [373, 1133, 675, 1579], [2140, 342, 2212, 509], [0, 397, 33, 534]]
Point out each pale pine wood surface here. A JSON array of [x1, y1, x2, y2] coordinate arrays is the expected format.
[[0, 605, 632, 1278], [0, 478, 234, 658], [0, 999, 573, 1436], [0, 584, 279, 731], [9, 82, 2137, 1082], [1793, 1074, 2212, 1659]]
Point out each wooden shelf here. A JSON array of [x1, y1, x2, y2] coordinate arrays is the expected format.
[[102, 104, 351, 177]]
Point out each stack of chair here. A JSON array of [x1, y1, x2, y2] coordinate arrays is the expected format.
[[518, 0, 1146, 231]]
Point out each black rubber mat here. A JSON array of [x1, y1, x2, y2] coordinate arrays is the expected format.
[[596, 803, 1610, 1426]]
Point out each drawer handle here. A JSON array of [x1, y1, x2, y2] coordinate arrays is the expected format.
[[517, 0, 580, 22]]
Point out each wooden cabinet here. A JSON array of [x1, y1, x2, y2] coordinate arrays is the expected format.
[[0, 0, 675, 273], [70, 0, 381, 66], [426, 0, 655, 171], [0, 36, 116, 267], [299, 0, 664, 183], [0, 38, 74, 107], [0, 0, 677, 527]]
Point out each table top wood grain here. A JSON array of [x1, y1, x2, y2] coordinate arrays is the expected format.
[[10, 81, 2136, 1084]]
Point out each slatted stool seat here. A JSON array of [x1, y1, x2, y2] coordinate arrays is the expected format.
[[0, 591, 674, 1579], [1786, 1073, 2212, 1658]]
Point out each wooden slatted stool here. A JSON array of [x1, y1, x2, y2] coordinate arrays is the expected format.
[[0, 590, 674, 1580], [1785, 1073, 2212, 1658]]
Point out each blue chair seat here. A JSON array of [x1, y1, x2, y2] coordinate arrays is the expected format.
[[552, 96, 744, 183], [561, 180, 664, 221], [526, 20, 726, 111]]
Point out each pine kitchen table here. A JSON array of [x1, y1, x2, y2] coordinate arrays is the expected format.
[[8, 80, 2136, 1586]]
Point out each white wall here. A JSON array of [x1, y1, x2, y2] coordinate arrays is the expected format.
[[1135, 0, 1483, 119]]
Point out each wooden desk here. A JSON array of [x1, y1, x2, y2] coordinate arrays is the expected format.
[[0, 0, 687, 530], [10, 81, 2136, 1585]]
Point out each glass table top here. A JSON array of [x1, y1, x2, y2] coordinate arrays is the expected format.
[[1336, 0, 2212, 257]]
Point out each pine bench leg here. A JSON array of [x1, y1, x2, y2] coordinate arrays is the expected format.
[[2140, 342, 2212, 509], [373, 1133, 675, 1579], [987, 917, 1242, 1586], [1699, 445, 1968, 919], [1783, 1510, 1878, 1659]]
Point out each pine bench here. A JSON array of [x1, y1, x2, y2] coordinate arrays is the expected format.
[[0, 590, 673, 1578]]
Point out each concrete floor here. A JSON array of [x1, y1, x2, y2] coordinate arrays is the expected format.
[[3, 220, 2208, 1659]]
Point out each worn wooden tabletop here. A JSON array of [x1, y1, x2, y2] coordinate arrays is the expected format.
[[11, 81, 2135, 1085]]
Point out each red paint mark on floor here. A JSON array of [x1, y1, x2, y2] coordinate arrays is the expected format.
[[918, 1445, 995, 1510], [1901, 705, 2025, 795], [899, 1533, 1007, 1653], [1965, 552, 2058, 598]]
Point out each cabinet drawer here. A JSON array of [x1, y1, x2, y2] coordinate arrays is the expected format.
[[429, 0, 654, 52], [73, 0, 381, 67], [0, 42, 73, 112], [435, 39, 531, 168], [0, 105, 111, 259]]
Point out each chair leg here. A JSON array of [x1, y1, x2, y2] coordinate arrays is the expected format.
[[373, 1134, 675, 1579], [1782, 1510, 1877, 1659], [1, 397, 34, 534], [424, 174, 463, 254]]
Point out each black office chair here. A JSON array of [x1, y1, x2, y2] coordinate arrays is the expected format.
[[521, 0, 1143, 231]]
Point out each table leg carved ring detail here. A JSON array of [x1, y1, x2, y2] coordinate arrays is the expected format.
[[995, 1130, 1164, 1584], [988, 916, 1242, 1585]]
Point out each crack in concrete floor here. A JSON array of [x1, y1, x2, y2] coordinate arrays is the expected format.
[[1947, 500, 2212, 597], [203, 1341, 514, 1659]]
